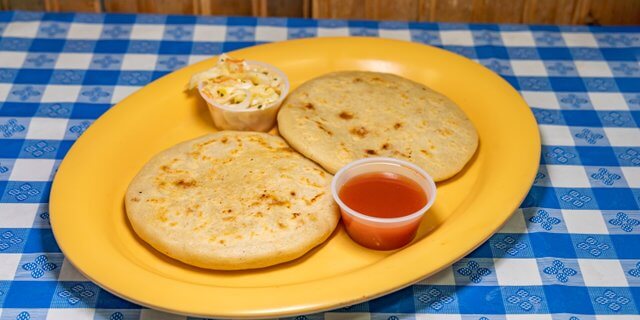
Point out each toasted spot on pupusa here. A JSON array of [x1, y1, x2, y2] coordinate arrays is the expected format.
[[125, 131, 339, 270], [277, 71, 478, 181]]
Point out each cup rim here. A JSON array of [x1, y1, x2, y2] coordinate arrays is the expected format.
[[331, 157, 437, 224], [197, 59, 290, 113]]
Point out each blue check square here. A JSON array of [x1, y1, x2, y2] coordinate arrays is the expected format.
[[23, 228, 60, 253], [442, 46, 477, 59], [95, 40, 129, 54], [3, 281, 58, 308], [592, 188, 638, 210], [562, 109, 601, 126], [522, 186, 561, 209], [14, 69, 53, 85], [610, 234, 640, 259], [159, 41, 192, 55], [0, 102, 39, 118], [95, 289, 140, 309], [616, 77, 640, 93], [368, 287, 416, 313], [0, 281, 10, 306], [457, 285, 506, 314], [530, 233, 577, 259], [576, 146, 619, 166], [550, 77, 587, 92], [544, 285, 594, 314], [601, 48, 637, 61], [166, 15, 196, 25], [477, 47, 509, 60], [68, 103, 110, 119], [30, 39, 65, 53]]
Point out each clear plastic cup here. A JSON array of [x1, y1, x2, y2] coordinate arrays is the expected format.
[[331, 157, 437, 250], [197, 60, 290, 132]]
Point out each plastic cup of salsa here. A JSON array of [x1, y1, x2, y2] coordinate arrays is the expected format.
[[331, 157, 437, 250], [197, 60, 289, 132]]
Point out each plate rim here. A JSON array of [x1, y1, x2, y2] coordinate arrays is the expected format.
[[50, 36, 541, 318]]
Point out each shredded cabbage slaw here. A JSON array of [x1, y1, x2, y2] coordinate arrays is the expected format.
[[188, 54, 283, 110]]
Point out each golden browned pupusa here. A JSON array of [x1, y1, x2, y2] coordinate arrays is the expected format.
[[125, 132, 339, 270], [277, 71, 478, 181]]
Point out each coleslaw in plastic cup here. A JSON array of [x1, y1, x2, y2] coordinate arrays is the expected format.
[[190, 55, 290, 132]]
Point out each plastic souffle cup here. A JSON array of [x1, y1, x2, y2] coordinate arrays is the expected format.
[[331, 157, 437, 250], [197, 60, 290, 132]]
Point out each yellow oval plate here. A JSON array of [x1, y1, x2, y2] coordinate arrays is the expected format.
[[50, 37, 540, 318]]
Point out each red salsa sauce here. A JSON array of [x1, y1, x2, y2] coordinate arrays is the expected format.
[[338, 172, 427, 218], [337, 171, 429, 250]]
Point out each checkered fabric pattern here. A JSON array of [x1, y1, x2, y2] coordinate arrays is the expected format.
[[0, 9, 639, 320]]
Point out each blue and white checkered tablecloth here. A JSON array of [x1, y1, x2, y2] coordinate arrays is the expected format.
[[0, 9, 639, 320]]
